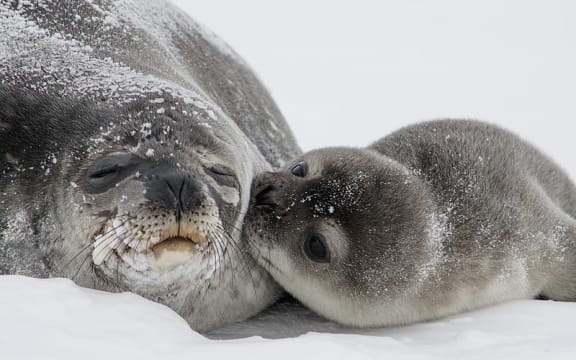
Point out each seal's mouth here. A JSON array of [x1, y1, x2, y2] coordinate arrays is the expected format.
[[153, 236, 199, 253], [152, 235, 209, 271], [92, 218, 211, 272]]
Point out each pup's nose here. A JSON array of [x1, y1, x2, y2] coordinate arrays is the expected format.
[[251, 172, 285, 213], [254, 184, 278, 210]]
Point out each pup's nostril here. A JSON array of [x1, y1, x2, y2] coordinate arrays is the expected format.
[[254, 185, 278, 211]]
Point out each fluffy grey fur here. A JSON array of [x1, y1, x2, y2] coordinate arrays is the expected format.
[[245, 119, 576, 327]]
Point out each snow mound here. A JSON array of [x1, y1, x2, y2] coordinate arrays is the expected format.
[[2, 276, 576, 360]]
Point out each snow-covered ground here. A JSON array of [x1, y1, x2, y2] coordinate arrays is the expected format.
[[3, 1, 576, 359], [2, 276, 576, 359]]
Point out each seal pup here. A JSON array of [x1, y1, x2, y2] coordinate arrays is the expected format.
[[246, 119, 576, 328], [0, 0, 300, 332]]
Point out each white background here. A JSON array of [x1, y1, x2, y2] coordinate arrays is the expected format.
[[173, 0, 576, 179]]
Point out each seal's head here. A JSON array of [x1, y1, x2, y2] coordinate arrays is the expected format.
[[245, 147, 441, 327], [0, 88, 280, 332], [0, 0, 299, 332]]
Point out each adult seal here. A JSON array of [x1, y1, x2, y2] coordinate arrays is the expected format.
[[246, 119, 576, 328], [0, 0, 300, 332]]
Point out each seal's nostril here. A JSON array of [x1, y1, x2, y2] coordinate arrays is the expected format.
[[254, 185, 278, 211]]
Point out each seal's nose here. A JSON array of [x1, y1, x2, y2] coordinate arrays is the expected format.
[[253, 184, 279, 211], [251, 172, 286, 214], [145, 168, 202, 221]]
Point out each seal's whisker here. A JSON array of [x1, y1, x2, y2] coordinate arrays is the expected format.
[[204, 221, 235, 293], [91, 216, 134, 265], [208, 225, 227, 286], [208, 230, 221, 276], [65, 213, 131, 272], [216, 222, 262, 298], [71, 252, 93, 282], [245, 218, 275, 276], [115, 227, 142, 257], [64, 242, 93, 271]]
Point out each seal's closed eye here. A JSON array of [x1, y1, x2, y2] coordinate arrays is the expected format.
[[89, 166, 119, 179], [86, 153, 142, 192], [207, 164, 237, 188]]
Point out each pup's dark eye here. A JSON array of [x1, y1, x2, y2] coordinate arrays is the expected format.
[[304, 233, 330, 263], [207, 164, 237, 188], [85, 153, 141, 193], [290, 161, 308, 177]]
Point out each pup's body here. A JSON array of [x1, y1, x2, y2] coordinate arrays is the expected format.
[[246, 120, 576, 327]]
